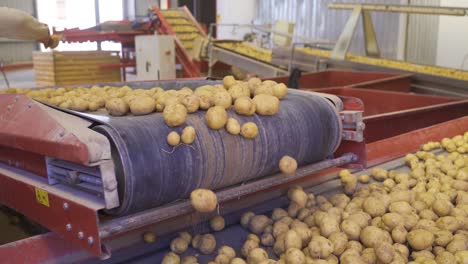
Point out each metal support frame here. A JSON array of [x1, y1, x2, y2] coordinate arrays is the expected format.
[[330, 3, 468, 60]]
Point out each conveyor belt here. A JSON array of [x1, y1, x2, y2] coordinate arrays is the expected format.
[[95, 90, 341, 215], [38, 80, 343, 216]]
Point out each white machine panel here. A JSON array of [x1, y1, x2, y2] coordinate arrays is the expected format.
[[135, 35, 176, 81]]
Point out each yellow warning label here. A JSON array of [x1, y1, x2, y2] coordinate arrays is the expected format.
[[35, 188, 50, 207]]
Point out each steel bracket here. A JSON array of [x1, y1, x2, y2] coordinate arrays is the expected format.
[[340, 110, 365, 142]]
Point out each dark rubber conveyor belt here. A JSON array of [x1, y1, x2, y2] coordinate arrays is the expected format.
[[88, 88, 342, 215]]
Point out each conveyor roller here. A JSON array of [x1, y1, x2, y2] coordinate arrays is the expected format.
[[93, 90, 342, 215]]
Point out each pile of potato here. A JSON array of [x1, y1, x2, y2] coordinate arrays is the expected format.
[[2, 76, 288, 145], [160, 132, 467, 263]]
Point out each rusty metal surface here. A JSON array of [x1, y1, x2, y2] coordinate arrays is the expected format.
[[268, 69, 412, 92], [0, 164, 105, 258], [0, 146, 47, 178], [0, 95, 90, 165]]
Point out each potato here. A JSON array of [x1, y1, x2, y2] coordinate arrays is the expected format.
[[180, 256, 198, 264], [178, 232, 192, 244], [162, 252, 180, 264], [252, 94, 280, 115], [319, 215, 340, 238], [229, 84, 250, 101], [167, 131, 180, 146], [143, 231, 156, 243], [254, 84, 274, 96], [214, 254, 230, 264], [105, 98, 129, 116], [271, 208, 288, 222], [163, 103, 188, 127], [391, 225, 407, 244], [454, 251, 468, 263], [181, 94, 200, 113], [347, 212, 371, 229], [216, 245, 236, 260], [371, 168, 388, 181], [181, 126, 197, 145], [190, 189, 217, 213], [248, 234, 260, 243], [261, 233, 275, 247], [407, 229, 434, 250], [432, 199, 453, 217], [307, 236, 334, 258], [226, 118, 241, 135], [69, 98, 89, 112], [241, 239, 259, 257], [419, 209, 438, 221], [206, 106, 228, 129], [284, 248, 305, 264], [279, 156, 298, 175], [213, 91, 232, 109], [284, 229, 302, 250], [272, 83, 288, 99], [249, 215, 272, 234], [223, 75, 237, 88], [240, 122, 259, 139], [241, 212, 255, 228], [170, 237, 188, 254], [210, 215, 225, 232], [297, 208, 311, 221], [362, 197, 386, 217], [287, 202, 300, 218], [247, 248, 268, 263], [347, 241, 363, 252], [436, 216, 460, 232], [329, 232, 348, 255], [360, 226, 386, 248], [389, 201, 414, 214], [197, 234, 216, 254], [358, 174, 370, 184], [234, 96, 256, 116], [435, 251, 456, 264], [129, 96, 155, 115], [192, 234, 201, 248], [273, 221, 290, 238], [230, 258, 247, 264], [198, 94, 214, 110], [361, 248, 377, 264], [382, 213, 404, 230], [288, 187, 307, 208], [446, 238, 467, 253], [341, 219, 361, 240], [434, 230, 453, 247], [375, 242, 395, 264]]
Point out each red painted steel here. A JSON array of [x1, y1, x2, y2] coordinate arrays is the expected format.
[[312, 87, 459, 116], [0, 95, 90, 165], [0, 146, 47, 177], [0, 173, 102, 257], [366, 116, 468, 167], [364, 99, 468, 143], [269, 70, 412, 92]]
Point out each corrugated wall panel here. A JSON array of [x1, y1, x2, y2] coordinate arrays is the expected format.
[[406, 0, 440, 65], [256, 0, 440, 62], [0, 0, 37, 63]]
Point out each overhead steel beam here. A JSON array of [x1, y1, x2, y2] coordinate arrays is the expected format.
[[329, 3, 468, 16]]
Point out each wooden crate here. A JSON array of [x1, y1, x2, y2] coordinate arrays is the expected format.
[[33, 51, 121, 86]]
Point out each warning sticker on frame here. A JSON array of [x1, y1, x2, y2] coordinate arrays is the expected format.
[[35, 188, 50, 207]]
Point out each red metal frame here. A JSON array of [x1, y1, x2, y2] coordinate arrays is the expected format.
[[0, 169, 103, 257], [0, 95, 90, 165], [270, 70, 412, 92], [152, 6, 201, 78]]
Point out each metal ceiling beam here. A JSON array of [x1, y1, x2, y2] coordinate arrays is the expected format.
[[329, 3, 468, 16]]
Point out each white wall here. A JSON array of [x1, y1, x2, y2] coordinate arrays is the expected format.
[[436, 0, 468, 69], [216, 0, 256, 40]]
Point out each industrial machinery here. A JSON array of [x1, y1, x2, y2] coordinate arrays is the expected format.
[[135, 35, 176, 81], [0, 79, 367, 260]]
